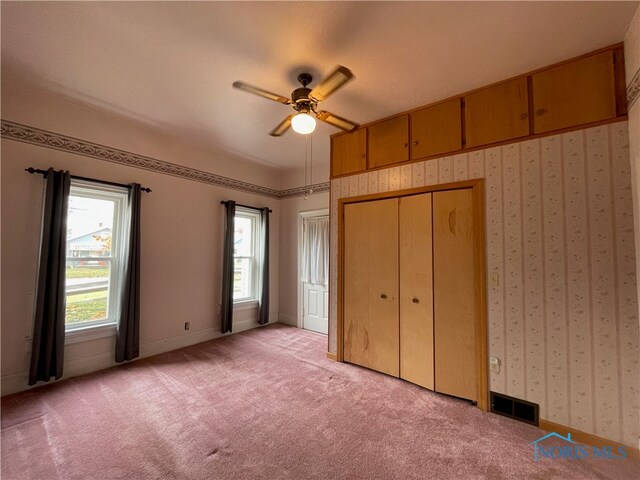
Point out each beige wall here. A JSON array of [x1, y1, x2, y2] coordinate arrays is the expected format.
[[1, 83, 283, 394], [1, 80, 283, 189], [277, 163, 331, 327], [329, 122, 639, 448], [278, 193, 330, 327]]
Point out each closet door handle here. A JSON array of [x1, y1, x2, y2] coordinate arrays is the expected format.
[[380, 294, 388, 299], [412, 298, 419, 304]]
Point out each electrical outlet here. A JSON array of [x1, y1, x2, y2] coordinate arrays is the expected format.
[[184, 322, 190, 331], [490, 356, 500, 373], [489, 273, 500, 287]]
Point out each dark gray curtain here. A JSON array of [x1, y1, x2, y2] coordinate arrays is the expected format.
[[29, 168, 70, 385], [258, 207, 270, 325], [220, 201, 236, 333], [116, 183, 141, 362]]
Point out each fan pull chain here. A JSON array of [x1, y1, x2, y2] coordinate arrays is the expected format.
[[304, 133, 309, 200], [309, 133, 314, 197]]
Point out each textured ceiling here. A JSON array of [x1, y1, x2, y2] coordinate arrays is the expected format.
[[1, 1, 638, 170]]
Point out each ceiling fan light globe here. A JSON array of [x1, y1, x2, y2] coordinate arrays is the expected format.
[[291, 113, 316, 134]]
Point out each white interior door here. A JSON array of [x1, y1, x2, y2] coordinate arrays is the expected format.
[[303, 282, 328, 334]]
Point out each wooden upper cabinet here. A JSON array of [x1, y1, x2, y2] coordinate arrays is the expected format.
[[464, 77, 529, 148], [331, 129, 367, 177], [368, 115, 409, 168], [410, 98, 462, 160], [532, 51, 616, 134]]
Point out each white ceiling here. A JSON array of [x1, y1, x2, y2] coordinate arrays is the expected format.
[[1, 1, 638, 170]]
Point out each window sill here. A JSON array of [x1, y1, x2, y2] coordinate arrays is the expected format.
[[233, 300, 259, 311], [65, 323, 117, 345]]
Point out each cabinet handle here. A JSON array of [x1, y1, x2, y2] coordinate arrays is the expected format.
[[519, 112, 528, 120], [403, 143, 408, 148], [536, 108, 547, 116], [361, 153, 366, 158], [380, 294, 387, 299], [412, 298, 419, 304], [413, 140, 419, 146]]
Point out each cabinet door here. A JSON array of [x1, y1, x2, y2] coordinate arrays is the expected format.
[[331, 129, 367, 177], [368, 116, 409, 168], [433, 189, 476, 401], [343, 198, 399, 377], [411, 99, 462, 160], [399, 194, 434, 390], [465, 77, 529, 148], [532, 51, 616, 134]]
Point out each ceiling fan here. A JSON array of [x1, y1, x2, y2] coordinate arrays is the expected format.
[[233, 66, 359, 136]]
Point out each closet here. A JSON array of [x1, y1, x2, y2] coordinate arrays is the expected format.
[[342, 186, 481, 403]]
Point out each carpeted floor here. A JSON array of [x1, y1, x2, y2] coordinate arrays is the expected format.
[[1, 324, 638, 479]]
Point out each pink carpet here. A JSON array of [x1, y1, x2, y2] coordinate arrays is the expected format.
[[1, 324, 638, 479]]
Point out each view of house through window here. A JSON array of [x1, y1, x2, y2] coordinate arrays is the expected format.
[[233, 209, 261, 302], [65, 181, 128, 330]]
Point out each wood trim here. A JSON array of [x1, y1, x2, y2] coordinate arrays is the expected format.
[[613, 47, 628, 116], [338, 179, 483, 206], [326, 352, 337, 361], [329, 115, 627, 180], [539, 419, 640, 460], [336, 179, 489, 411], [473, 181, 488, 411], [337, 194, 345, 362]]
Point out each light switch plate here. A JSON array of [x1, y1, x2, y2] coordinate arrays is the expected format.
[[490, 356, 500, 373]]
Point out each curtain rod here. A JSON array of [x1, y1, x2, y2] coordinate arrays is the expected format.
[[220, 200, 272, 213], [25, 168, 152, 193]]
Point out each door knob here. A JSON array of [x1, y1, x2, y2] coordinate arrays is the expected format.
[[380, 294, 387, 299], [413, 140, 419, 146], [403, 143, 408, 148], [412, 298, 419, 304], [519, 112, 528, 120], [536, 108, 547, 115], [361, 153, 366, 158]]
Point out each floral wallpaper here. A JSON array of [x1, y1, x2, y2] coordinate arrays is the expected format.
[[329, 122, 639, 447]]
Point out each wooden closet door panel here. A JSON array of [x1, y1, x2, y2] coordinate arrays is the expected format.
[[464, 77, 529, 148], [368, 116, 410, 168], [532, 51, 616, 134], [410, 99, 462, 160], [433, 189, 477, 401], [331, 129, 367, 177], [399, 194, 434, 390], [343, 198, 399, 376]]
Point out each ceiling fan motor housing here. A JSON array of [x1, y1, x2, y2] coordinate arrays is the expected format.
[[291, 87, 312, 105]]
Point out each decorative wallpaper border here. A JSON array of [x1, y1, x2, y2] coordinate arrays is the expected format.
[[279, 182, 330, 198], [628, 67, 640, 111], [0, 120, 329, 199]]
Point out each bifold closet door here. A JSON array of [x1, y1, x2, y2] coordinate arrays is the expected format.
[[343, 198, 399, 377], [399, 194, 434, 390], [433, 189, 477, 401]]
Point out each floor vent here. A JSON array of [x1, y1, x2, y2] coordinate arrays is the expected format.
[[490, 391, 539, 426]]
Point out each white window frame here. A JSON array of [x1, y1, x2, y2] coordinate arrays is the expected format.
[[233, 208, 261, 304], [65, 180, 128, 336]]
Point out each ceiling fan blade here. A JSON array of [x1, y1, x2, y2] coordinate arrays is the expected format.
[[316, 110, 359, 132], [270, 115, 294, 137], [233, 81, 291, 105], [310, 66, 354, 102]]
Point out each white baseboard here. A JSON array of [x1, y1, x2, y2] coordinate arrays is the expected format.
[[1, 317, 266, 396]]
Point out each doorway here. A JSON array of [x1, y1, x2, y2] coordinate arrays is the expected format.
[[298, 210, 329, 334]]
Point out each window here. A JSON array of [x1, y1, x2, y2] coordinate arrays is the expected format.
[[65, 180, 128, 332], [233, 208, 261, 303]]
